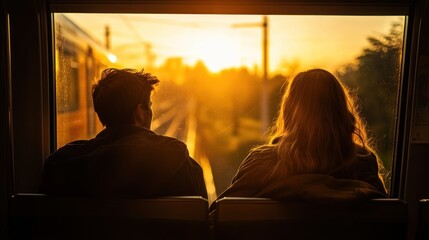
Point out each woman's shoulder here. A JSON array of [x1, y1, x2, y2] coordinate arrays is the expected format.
[[249, 145, 277, 159], [333, 145, 381, 177], [354, 145, 378, 164], [330, 145, 378, 175], [239, 145, 277, 168]]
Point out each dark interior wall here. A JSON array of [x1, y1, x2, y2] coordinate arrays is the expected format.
[[8, 0, 50, 193], [408, 0, 429, 200], [407, 144, 429, 203], [1, 1, 50, 237], [405, 0, 429, 239], [1, 0, 10, 238]]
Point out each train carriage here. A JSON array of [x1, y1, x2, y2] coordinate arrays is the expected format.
[[1, 0, 429, 239], [54, 13, 117, 147]]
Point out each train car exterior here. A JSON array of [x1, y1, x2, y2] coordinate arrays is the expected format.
[[1, 0, 429, 239], [54, 14, 116, 148]]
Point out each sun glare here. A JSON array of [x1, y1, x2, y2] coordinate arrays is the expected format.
[[191, 31, 242, 72], [108, 53, 117, 63], [64, 13, 403, 74]]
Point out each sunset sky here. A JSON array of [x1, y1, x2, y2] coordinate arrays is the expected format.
[[62, 13, 404, 74]]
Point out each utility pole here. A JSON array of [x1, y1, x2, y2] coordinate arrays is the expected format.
[[144, 43, 156, 72], [262, 16, 269, 134], [232, 16, 269, 134], [105, 25, 111, 50]]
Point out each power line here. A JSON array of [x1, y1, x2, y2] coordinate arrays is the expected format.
[[119, 15, 149, 44]]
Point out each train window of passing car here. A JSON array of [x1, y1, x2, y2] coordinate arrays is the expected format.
[[53, 13, 405, 198], [57, 46, 79, 114]]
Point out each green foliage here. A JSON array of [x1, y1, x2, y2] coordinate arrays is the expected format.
[[337, 22, 404, 174]]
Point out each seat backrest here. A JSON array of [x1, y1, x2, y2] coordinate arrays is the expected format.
[[416, 199, 429, 240], [9, 193, 209, 240], [212, 197, 408, 240]]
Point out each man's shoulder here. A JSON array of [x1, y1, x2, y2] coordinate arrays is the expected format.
[[52, 139, 88, 153], [129, 129, 186, 147], [148, 134, 188, 153], [157, 134, 186, 146], [41, 141, 91, 169], [116, 131, 191, 167]]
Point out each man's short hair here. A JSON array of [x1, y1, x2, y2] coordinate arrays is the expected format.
[[92, 68, 159, 127]]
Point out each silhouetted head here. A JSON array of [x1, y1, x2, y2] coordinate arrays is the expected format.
[[92, 68, 159, 129], [270, 68, 368, 174]]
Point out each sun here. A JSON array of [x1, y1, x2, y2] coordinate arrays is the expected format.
[[190, 30, 243, 72]]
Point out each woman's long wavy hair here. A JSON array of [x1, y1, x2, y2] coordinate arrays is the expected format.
[[263, 69, 385, 181]]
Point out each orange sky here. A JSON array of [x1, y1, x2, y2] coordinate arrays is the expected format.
[[62, 13, 404, 75]]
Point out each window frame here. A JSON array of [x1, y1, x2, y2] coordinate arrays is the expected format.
[[38, 0, 419, 197]]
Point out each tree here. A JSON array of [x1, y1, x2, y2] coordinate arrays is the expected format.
[[337, 22, 404, 175]]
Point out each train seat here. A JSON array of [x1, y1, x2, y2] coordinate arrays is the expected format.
[[211, 197, 408, 240], [416, 199, 429, 240], [8, 193, 209, 240]]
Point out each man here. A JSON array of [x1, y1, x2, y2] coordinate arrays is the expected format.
[[39, 68, 207, 198]]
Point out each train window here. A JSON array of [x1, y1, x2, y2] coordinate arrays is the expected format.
[[53, 13, 405, 198], [57, 45, 79, 114]]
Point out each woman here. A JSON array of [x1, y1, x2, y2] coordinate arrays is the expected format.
[[210, 69, 387, 210]]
